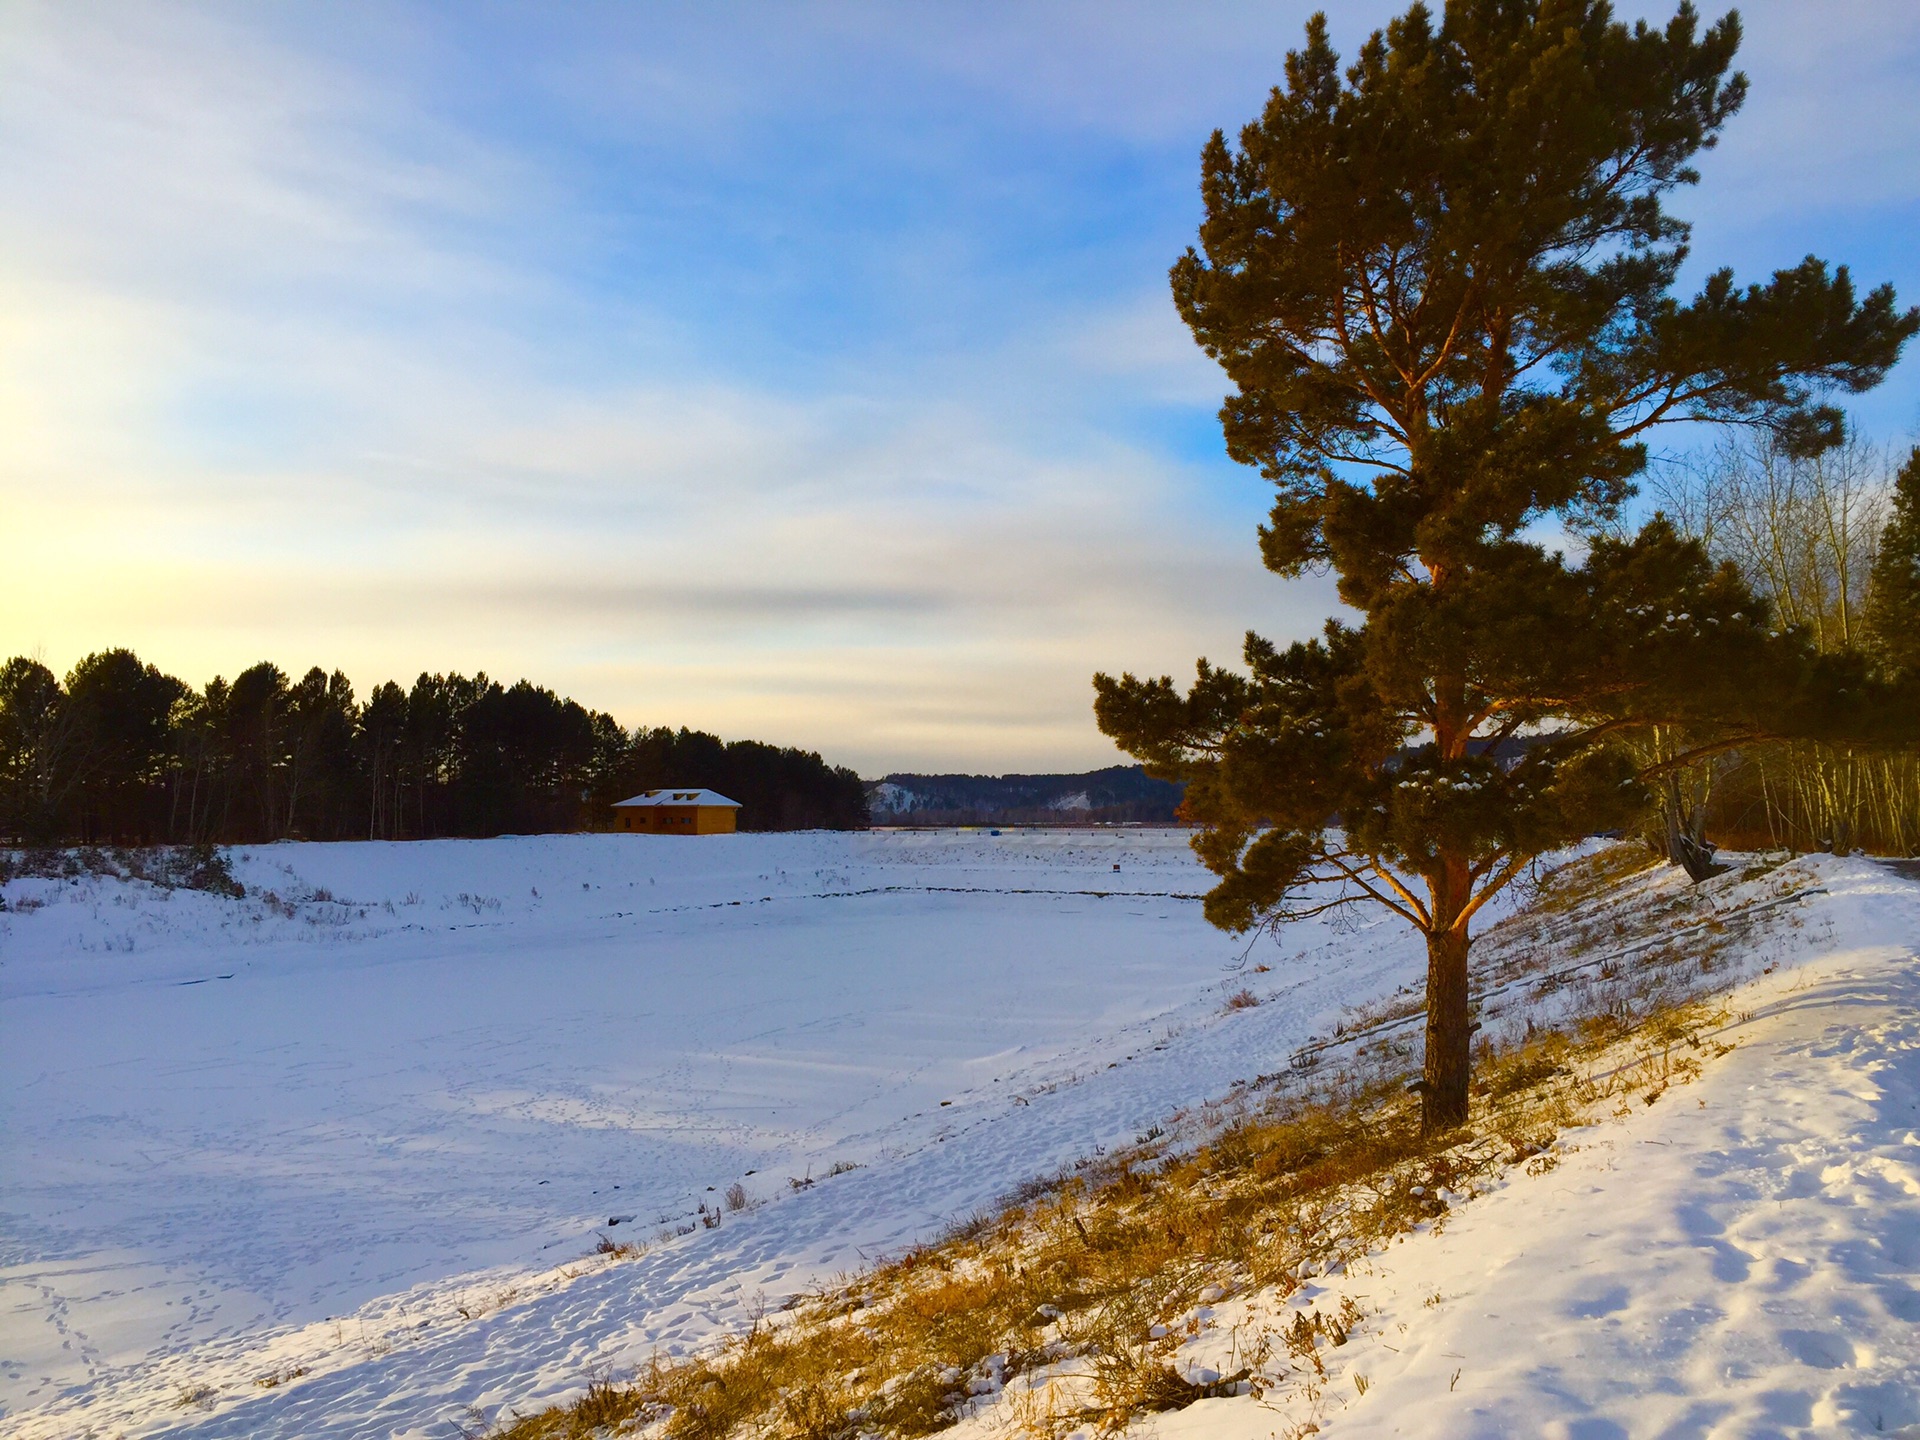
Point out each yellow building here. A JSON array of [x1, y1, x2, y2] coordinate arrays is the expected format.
[[611, 788, 742, 835]]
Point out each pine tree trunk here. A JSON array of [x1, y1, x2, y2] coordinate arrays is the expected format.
[[1421, 923, 1472, 1133], [1421, 679, 1477, 1134], [1665, 804, 1720, 883]]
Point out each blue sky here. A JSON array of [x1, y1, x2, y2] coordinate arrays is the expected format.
[[2, 2, 1916, 772]]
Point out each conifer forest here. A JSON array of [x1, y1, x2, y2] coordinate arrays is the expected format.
[[0, 654, 869, 844]]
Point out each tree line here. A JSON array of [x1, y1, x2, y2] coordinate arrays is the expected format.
[[0, 654, 868, 844]]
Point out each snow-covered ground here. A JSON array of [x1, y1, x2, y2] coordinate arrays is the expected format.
[[0, 830, 1429, 1439], [1323, 925, 1920, 1440], [5, 836, 1916, 1440], [994, 853, 1920, 1440]]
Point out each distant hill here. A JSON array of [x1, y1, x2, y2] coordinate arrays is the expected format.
[[867, 765, 1184, 826]]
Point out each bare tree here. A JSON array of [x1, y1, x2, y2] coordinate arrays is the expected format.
[[1650, 429, 1916, 854]]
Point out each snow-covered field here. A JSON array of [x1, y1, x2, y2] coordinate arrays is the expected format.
[[4, 834, 1917, 1439], [0, 830, 1428, 1439]]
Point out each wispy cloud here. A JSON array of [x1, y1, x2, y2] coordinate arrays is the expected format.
[[1, 1, 1913, 771]]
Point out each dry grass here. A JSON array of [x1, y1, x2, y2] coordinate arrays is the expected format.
[[473, 846, 1809, 1440], [2, 842, 245, 897]]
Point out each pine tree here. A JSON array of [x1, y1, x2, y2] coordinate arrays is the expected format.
[[1094, 0, 1917, 1132], [65, 650, 187, 843], [1866, 446, 1920, 679], [0, 659, 76, 843]]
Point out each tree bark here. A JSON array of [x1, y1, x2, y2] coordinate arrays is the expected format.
[[1664, 803, 1720, 883], [1423, 676, 1475, 1134], [1421, 922, 1472, 1133]]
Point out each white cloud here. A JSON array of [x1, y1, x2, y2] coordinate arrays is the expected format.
[[3, 0, 1909, 772]]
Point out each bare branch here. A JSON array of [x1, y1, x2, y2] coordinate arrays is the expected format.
[[1455, 850, 1536, 931], [1317, 852, 1432, 930]]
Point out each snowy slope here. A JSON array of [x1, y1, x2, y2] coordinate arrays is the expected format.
[[1328, 941, 1920, 1437], [1050, 854, 1920, 1440], [0, 830, 1430, 1439]]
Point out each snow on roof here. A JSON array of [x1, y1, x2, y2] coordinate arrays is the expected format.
[[611, 788, 742, 808]]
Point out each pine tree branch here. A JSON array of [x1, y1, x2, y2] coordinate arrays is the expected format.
[[1455, 850, 1536, 933], [1408, 280, 1480, 393], [1632, 730, 1772, 780], [1316, 851, 1431, 930]]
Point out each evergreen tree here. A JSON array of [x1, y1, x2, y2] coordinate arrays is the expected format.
[[0, 659, 76, 843], [167, 680, 229, 845], [1094, 0, 1917, 1131], [226, 663, 292, 841], [403, 672, 478, 837], [1866, 446, 1920, 679], [360, 681, 409, 840], [65, 650, 187, 842], [284, 668, 359, 840]]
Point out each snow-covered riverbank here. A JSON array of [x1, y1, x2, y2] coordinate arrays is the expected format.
[[4, 836, 1914, 1438], [2, 830, 1425, 1438], [1114, 853, 1920, 1439]]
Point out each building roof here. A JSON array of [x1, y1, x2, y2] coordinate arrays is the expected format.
[[611, 788, 742, 809]]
